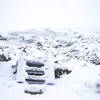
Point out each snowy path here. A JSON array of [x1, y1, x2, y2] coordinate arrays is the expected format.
[[0, 61, 100, 100], [0, 75, 100, 100]]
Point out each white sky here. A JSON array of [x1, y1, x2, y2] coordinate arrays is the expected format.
[[0, 0, 100, 33]]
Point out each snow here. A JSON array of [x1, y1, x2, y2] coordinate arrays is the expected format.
[[0, 60, 100, 100], [17, 51, 26, 83], [0, 28, 100, 100], [45, 49, 55, 84]]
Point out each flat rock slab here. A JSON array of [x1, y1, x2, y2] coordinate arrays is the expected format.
[[26, 70, 45, 76], [25, 79, 45, 84], [26, 60, 44, 67], [24, 90, 43, 95]]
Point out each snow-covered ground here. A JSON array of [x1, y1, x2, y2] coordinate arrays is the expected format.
[[0, 28, 100, 100]]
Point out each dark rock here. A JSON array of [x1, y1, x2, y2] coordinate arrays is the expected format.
[[17, 81, 24, 84], [37, 42, 43, 47], [54, 44, 62, 48], [12, 61, 18, 74], [0, 54, 11, 61], [54, 61, 58, 63], [13, 70, 17, 74], [90, 54, 100, 65], [55, 68, 64, 78], [55, 68, 72, 79], [0, 35, 7, 40], [66, 42, 73, 47], [63, 69, 72, 74], [95, 81, 100, 93]]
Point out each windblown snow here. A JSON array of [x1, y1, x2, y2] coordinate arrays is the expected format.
[[0, 28, 100, 100]]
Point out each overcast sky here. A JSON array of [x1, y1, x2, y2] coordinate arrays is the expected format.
[[0, 0, 100, 33]]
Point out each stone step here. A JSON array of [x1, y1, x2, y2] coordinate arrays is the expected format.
[[26, 61, 44, 68], [24, 84, 45, 94], [26, 70, 45, 76], [26, 67, 45, 71], [25, 78, 45, 84], [26, 75, 45, 80], [24, 90, 43, 95]]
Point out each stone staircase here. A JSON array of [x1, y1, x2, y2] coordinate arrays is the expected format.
[[24, 60, 46, 94], [16, 50, 55, 94]]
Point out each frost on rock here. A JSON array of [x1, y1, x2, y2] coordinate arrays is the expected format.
[[45, 49, 55, 85], [17, 51, 26, 83]]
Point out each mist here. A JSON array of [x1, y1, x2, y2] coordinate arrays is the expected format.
[[0, 0, 100, 33]]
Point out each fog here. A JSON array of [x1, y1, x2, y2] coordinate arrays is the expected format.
[[0, 0, 100, 33]]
